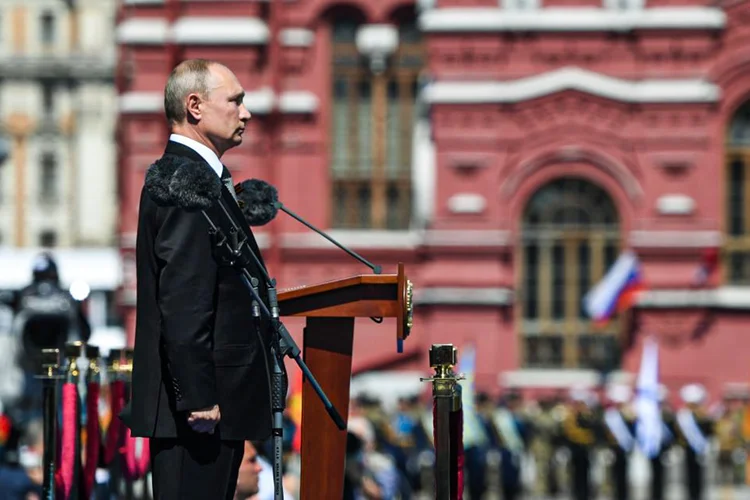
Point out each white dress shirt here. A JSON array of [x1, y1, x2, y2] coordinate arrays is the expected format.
[[169, 133, 223, 178]]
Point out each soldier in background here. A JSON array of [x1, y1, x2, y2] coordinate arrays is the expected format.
[[602, 384, 635, 500], [493, 391, 530, 500], [675, 384, 714, 500], [527, 397, 563, 496], [715, 392, 745, 486], [561, 387, 599, 500], [647, 384, 675, 500]]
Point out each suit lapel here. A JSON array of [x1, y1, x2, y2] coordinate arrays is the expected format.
[[164, 140, 269, 275], [220, 185, 268, 273]]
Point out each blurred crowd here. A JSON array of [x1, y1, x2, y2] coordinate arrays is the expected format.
[[266, 382, 749, 500], [0, 254, 747, 499], [1, 376, 750, 499]]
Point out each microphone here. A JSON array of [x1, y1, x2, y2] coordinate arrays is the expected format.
[[235, 179, 382, 275], [144, 154, 222, 211]]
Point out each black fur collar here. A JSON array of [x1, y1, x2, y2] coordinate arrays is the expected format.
[[144, 154, 222, 211]]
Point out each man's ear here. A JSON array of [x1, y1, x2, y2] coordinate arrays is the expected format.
[[186, 93, 203, 121]]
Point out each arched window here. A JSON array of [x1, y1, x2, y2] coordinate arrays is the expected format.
[[330, 15, 423, 229], [520, 178, 620, 369], [726, 102, 750, 283]]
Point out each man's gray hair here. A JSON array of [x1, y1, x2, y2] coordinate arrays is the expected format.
[[164, 59, 216, 125]]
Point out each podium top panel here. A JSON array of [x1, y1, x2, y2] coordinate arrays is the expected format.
[[278, 273, 400, 318]]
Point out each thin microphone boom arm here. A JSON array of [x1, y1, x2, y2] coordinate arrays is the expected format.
[[276, 202, 382, 275]]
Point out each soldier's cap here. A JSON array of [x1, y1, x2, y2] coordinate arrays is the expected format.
[[680, 383, 707, 405], [606, 384, 632, 404]]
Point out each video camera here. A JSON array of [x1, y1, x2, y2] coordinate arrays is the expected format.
[[12, 253, 90, 373]]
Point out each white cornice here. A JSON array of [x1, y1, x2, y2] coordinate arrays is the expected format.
[[118, 92, 163, 114], [116, 18, 169, 45], [629, 230, 722, 248], [281, 231, 422, 250], [423, 230, 511, 247], [118, 89, 318, 115], [117, 17, 268, 45], [423, 67, 720, 104], [172, 18, 269, 45], [419, 7, 726, 33], [415, 287, 514, 306], [501, 370, 633, 389], [280, 28, 315, 47], [638, 287, 750, 309]]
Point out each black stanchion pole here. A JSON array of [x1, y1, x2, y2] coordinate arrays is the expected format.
[[421, 344, 462, 500], [39, 348, 61, 500]]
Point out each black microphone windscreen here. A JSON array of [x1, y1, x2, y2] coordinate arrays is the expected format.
[[145, 154, 222, 211], [236, 179, 280, 226]]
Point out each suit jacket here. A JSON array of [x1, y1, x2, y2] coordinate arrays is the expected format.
[[126, 141, 273, 441]]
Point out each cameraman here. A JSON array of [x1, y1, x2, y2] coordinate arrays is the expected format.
[[10, 253, 90, 423], [13, 253, 90, 367]]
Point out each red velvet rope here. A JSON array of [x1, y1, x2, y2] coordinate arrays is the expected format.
[[82, 382, 101, 499], [122, 429, 150, 480], [54, 382, 78, 500], [102, 380, 125, 465]]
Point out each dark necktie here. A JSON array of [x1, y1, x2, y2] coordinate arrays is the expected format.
[[221, 166, 238, 202]]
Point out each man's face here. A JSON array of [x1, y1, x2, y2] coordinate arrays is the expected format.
[[235, 441, 262, 498], [197, 64, 251, 155]]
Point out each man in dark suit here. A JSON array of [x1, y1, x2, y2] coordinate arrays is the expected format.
[[125, 58, 272, 499]]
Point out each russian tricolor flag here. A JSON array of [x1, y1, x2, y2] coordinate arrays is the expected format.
[[583, 250, 644, 325]]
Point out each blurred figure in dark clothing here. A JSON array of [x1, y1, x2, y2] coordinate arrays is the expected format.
[[495, 391, 530, 500], [0, 419, 44, 500]]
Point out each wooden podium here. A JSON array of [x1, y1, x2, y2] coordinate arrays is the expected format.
[[278, 263, 413, 500]]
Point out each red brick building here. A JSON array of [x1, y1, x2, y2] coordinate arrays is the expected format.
[[115, 0, 750, 403]]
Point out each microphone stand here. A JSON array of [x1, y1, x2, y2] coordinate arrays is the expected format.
[[201, 202, 346, 500], [275, 202, 382, 274]]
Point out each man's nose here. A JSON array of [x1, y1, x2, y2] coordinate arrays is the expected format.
[[240, 104, 251, 122]]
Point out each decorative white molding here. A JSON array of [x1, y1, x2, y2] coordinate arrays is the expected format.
[[447, 193, 486, 214], [171, 18, 269, 45], [638, 287, 750, 309], [423, 230, 511, 247], [603, 0, 644, 9], [419, 7, 726, 32], [280, 28, 314, 47], [628, 230, 722, 248], [119, 90, 318, 115], [423, 67, 720, 104], [243, 88, 275, 114], [501, 370, 633, 389], [120, 232, 137, 249], [116, 18, 169, 45], [279, 91, 319, 114], [118, 92, 163, 114], [656, 194, 695, 215], [281, 231, 422, 250], [501, 0, 540, 9], [415, 287, 514, 306]]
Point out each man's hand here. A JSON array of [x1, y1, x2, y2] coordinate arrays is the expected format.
[[187, 404, 221, 434]]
